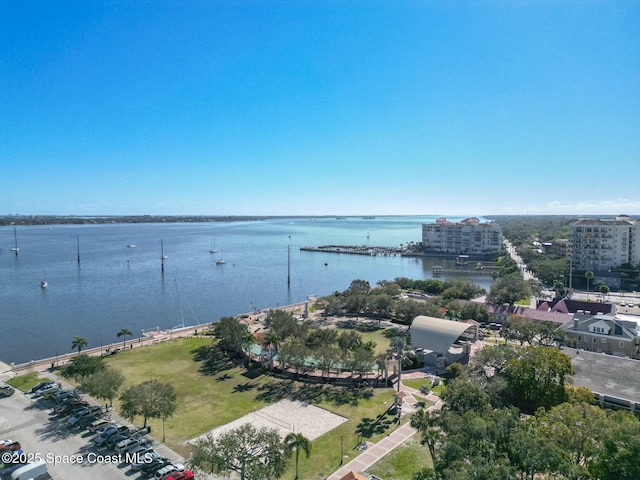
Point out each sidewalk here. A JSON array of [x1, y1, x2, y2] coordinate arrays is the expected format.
[[326, 377, 443, 480]]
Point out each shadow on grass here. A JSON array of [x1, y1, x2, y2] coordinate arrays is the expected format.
[[254, 378, 374, 407], [335, 320, 385, 332], [192, 344, 235, 376], [355, 409, 396, 439], [233, 382, 259, 393]]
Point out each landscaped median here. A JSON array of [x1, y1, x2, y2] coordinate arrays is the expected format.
[[100, 336, 406, 480]]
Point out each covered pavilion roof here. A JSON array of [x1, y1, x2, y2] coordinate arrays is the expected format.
[[410, 315, 477, 355]]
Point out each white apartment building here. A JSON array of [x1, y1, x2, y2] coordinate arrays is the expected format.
[[570, 215, 640, 271], [421, 217, 502, 255]]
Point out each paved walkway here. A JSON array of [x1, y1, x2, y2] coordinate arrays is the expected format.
[[326, 372, 443, 480]]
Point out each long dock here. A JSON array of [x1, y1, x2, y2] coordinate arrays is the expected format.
[[300, 245, 403, 256]]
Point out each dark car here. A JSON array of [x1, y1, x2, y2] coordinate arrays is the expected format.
[[54, 399, 88, 416], [139, 457, 171, 476], [0, 386, 14, 398], [105, 433, 131, 450], [52, 389, 79, 403], [75, 413, 104, 429], [67, 405, 102, 425], [30, 381, 56, 394], [93, 426, 130, 447]]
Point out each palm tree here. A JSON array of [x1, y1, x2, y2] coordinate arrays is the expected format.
[[117, 328, 133, 349], [585, 271, 594, 299], [390, 335, 408, 392], [284, 432, 311, 480], [599, 284, 610, 303], [263, 332, 281, 372], [71, 336, 88, 353]]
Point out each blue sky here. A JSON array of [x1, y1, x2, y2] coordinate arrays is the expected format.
[[1, 1, 638, 216]]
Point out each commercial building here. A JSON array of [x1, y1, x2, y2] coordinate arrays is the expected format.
[[421, 217, 502, 256]]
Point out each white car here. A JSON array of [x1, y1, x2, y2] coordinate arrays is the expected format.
[[154, 463, 185, 480]]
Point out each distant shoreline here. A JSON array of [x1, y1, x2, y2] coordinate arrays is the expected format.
[[0, 214, 413, 227]]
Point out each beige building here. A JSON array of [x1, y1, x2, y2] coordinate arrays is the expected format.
[[570, 215, 640, 271], [561, 313, 640, 359], [421, 217, 502, 256]]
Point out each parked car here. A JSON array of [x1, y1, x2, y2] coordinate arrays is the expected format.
[[93, 426, 130, 447], [0, 441, 21, 452], [88, 419, 113, 434], [67, 406, 101, 426], [130, 451, 163, 471], [124, 445, 153, 462], [164, 470, 194, 480], [139, 457, 171, 477], [52, 389, 79, 403], [0, 385, 14, 397], [34, 385, 60, 399], [54, 399, 88, 417], [75, 413, 104, 430], [115, 437, 142, 454], [30, 381, 56, 394], [106, 433, 131, 450], [154, 463, 185, 480]]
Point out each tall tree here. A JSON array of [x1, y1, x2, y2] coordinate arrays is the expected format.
[[81, 366, 124, 410], [116, 328, 133, 349], [486, 273, 530, 306], [190, 424, 288, 480], [504, 346, 573, 411], [390, 335, 408, 392], [61, 354, 104, 381], [71, 335, 88, 353], [284, 432, 311, 480], [262, 332, 281, 372], [585, 271, 594, 298], [214, 316, 249, 356], [119, 379, 177, 428]]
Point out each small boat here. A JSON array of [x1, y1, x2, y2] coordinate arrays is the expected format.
[[161, 239, 168, 260], [209, 239, 219, 253], [41, 279, 48, 289], [9, 227, 19, 254], [216, 258, 226, 265], [127, 244, 136, 248]]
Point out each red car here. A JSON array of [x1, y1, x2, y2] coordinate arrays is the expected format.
[[164, 471, 194, 480]]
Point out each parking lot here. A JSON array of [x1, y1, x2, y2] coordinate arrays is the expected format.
[[0, 379, 184, 480]]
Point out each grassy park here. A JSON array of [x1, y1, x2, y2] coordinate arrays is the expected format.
[[100, 336, 402, 479]]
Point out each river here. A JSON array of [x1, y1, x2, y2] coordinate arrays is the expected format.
[[0, 216, 493, 364]]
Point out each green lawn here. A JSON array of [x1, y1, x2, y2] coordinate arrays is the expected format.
[[367, 437, 433, 480], [7, 373, 51, 392], [402, 378, 446, 397], [103, 337, 402, 480]]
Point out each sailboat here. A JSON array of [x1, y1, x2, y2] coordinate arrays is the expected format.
[[216, 247, 226, 265], [9, 227, 19, 254], [41, 275, 48, 289], [209, 239, 219, 253], [161, 239, 168, 260]]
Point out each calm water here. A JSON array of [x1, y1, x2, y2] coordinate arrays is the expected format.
[[0, 216, 492, 364]]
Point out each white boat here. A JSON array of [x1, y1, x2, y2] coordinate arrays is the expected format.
[[127, 244, 136, 248], [9, 227, 19, 253], [209, 239, 218, 253], [41, 279, 48, 289], [161, 239, 168, 260], [216, 248, 226, 264]]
